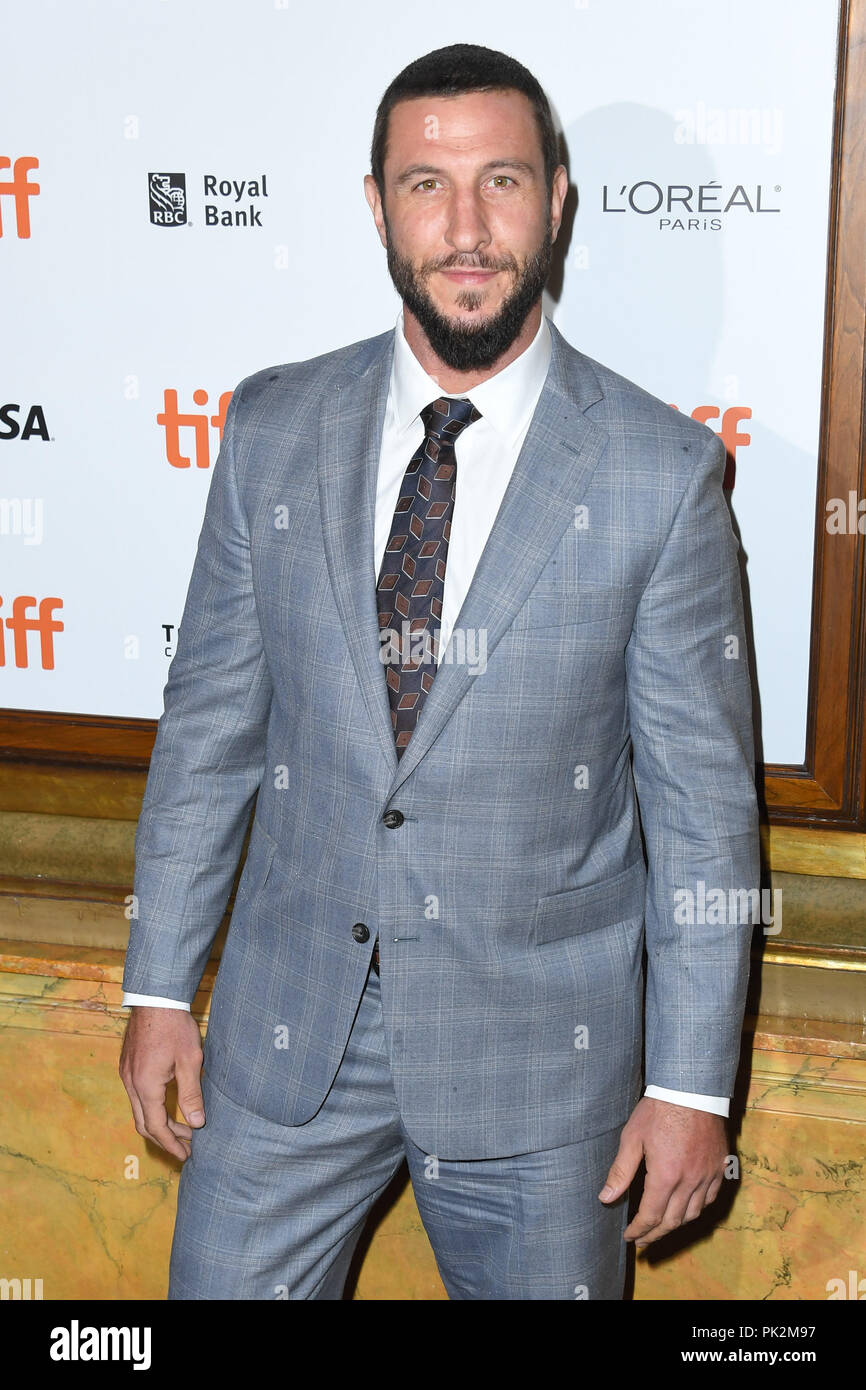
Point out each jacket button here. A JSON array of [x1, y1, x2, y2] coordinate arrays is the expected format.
[[352, 923, 370, 944], [382, 809, 404, 828]]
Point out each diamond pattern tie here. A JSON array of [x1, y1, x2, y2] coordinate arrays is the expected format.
[[376, 395, 482, 757]]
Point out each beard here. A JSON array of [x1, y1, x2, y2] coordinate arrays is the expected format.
[[384, 216, 553, 372]]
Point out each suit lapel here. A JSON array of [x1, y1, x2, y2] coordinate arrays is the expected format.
[[318, 336, 400, 774], [317, 321, 610, 790]]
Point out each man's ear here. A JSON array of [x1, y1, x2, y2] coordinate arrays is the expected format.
[[550, 164, 569, 244], [364, 174, 388, 249]]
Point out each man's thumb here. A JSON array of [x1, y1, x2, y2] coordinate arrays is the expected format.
[[599, 1135, 641, 1202], [179, 1092, 205, 1126], [176, 1061, 205, 1126]]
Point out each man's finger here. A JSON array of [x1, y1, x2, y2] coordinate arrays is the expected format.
[[683, 1181, 711, 1225], [165, 1119, 191, 1159], [139, 1088, 190, 1161], [625, 1176, 691, 1244], [166, 1117, 193, 1143], [598, 1132, 643, 1202], [120, 1074, 152, 1143], [630, 1176, 715, 1247]]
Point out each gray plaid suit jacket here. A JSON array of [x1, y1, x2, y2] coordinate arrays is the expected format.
[[122, 319, 760, 1158]]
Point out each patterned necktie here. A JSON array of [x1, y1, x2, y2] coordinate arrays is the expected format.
[[376, 395, 482, 757]]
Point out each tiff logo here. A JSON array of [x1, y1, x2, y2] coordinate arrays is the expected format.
[[157, 388, 232, 469], [669, 403, 752, 490], [0, 157, 40, 238], [0, 596, 64, 668]]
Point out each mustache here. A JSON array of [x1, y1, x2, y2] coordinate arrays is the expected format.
[[422, 251, 518, 275]]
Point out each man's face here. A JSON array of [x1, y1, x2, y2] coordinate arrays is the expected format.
[[365, 89, 567, 371]]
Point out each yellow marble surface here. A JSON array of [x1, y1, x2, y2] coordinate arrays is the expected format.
[[633, 1049, 866, 1300], [1, 942, 863, 1301]]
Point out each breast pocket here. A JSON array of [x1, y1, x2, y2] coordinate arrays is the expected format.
[[511, 582, 640, 633], [532, 857, 647, 945]]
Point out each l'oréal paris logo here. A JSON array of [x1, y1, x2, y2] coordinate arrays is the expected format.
[[602, 179, 781, 232]]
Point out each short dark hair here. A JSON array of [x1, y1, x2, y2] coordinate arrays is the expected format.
[[370, 44, 560, 199]]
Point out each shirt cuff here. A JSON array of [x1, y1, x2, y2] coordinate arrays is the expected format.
[[121, 993, 191, 1010], [644, 1085, 729, 1117]]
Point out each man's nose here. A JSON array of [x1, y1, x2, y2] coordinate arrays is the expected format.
[[444, 188, 492, 254]]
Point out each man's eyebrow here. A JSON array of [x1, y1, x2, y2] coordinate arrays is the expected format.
[[393, 158, 538, 187]]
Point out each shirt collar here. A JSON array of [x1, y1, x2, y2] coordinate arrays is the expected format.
[[390, 307, 552, 447]]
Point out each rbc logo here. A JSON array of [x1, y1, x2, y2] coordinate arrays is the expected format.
[[157, 389, 232, 469], [148, 172, 187, 226], [0, 157, 40, 239]]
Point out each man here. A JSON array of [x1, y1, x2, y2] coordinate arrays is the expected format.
[[120, 44, 760, 1301]]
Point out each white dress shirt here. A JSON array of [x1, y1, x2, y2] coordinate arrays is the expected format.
[[122, 311, 729, 1119]]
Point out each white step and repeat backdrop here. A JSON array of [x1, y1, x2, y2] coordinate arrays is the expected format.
[[1, 0, 840, 764]]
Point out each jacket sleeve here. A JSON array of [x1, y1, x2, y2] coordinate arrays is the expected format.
[[122, 377, 274, 1001], [625, 429, 760, 1097]]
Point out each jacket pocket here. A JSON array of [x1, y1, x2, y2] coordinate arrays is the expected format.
[[511, 582, 640, 633], [532, 857, 646, 945]]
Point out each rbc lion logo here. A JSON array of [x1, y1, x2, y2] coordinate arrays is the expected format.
[[148, 172, 186, 226]]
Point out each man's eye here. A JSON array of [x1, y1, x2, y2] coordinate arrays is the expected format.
[[489, 175, 515, 188], [415, 178, 440, 191]]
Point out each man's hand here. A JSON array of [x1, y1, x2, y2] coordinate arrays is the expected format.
[[598, 1096, 728, 1248], [119, 1007, 206, 1161]]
